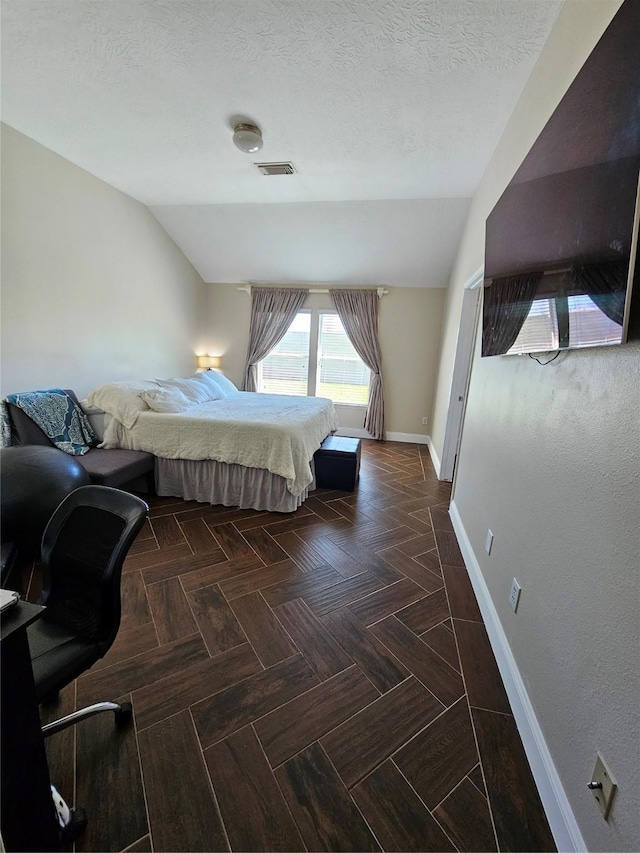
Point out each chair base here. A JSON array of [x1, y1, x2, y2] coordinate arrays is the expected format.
[[61, 807, 88, 844], [51, 785, 88, 843], [42, 700, 132, 738]]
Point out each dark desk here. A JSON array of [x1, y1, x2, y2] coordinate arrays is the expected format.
[[1, 600, 60, 852]]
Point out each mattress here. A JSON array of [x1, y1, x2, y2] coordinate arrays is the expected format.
[[101, 391, 338, 497]]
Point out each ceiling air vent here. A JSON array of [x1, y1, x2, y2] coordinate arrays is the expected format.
[[255, 162, 296, 176]]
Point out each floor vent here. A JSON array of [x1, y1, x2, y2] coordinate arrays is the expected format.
[[255, 162, 296, 175]]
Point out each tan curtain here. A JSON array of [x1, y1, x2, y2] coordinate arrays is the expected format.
[[242, 287, 307, 392], [330, 289, 385, 440]]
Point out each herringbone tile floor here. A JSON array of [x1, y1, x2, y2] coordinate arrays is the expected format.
[[22, 440, 555, 852]]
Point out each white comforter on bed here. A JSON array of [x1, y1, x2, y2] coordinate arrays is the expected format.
[[101, 392, 338, 496]]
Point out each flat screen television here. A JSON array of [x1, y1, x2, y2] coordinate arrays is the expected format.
[[482, 0, 640, 357]]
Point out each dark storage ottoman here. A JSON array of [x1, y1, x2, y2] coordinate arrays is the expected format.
[[314, 436, 361, 491]]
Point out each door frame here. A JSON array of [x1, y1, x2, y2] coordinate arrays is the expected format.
[[439, 267, 483, 482]]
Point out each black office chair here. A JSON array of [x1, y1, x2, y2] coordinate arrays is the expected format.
[[27, 485, 148, 738]]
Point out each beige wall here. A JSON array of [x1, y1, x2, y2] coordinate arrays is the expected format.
[[432, 2, 639, 850], [197, 283, 446, 437], [1, 124, 205, 399]]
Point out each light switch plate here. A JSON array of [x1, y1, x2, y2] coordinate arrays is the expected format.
[[509, 578, 521, 612], [590, 753, 617, 820], [485, 529, 494, 554]]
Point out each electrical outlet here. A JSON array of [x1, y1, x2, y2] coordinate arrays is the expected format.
[[509, 578, 521, 612], [485, 529, 494, 554], [422, 417, 428, 425], [589, 753, 617, 820]]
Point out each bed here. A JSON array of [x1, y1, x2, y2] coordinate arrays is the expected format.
[[87, 374, 338, 513]]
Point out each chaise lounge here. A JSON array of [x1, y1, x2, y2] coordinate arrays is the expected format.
[[5, 389, 155, 492]]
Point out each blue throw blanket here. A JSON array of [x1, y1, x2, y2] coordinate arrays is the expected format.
[[3, 389, 98, 455]]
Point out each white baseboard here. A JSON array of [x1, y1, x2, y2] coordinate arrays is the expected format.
[[426, 436, 442, 477], [335, 428, 369, 439], [385, 431, 429, 445], [449, 500, 586, 853], [335, 429, 429, 445]]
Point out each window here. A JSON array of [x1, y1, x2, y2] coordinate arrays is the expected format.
[[257, 311, 310, 396], [509, 294, 623, 355], [567, 294, 622, 346], [510, 298, 559, 354], [316, 313, 370, 404], [257, 310, 370, 405]]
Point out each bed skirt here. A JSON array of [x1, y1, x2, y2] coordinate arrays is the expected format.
[[155, 457, 315, 513]]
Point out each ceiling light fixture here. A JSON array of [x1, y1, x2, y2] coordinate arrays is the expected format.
[[232, 123, 263, 154]]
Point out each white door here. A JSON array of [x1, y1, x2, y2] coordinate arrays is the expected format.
[[439, 270, 483, 482]]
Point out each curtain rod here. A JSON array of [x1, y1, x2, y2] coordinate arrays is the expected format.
[[237, 284, 388, 298]]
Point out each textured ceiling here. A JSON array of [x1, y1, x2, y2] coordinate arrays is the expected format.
[[1, 0, 562, 206], [151, 198, 471, 285]]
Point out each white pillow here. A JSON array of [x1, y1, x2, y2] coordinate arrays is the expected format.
[[156, 376, 219, 404], [186, 373, 225, 400], [87, 379, 161, 429], [140, 387, 194, 413], [199, 370, 239, 397]]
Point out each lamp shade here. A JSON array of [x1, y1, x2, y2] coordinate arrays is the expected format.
[[197, 355, 220, 370], [232, 123, 263, 154]]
